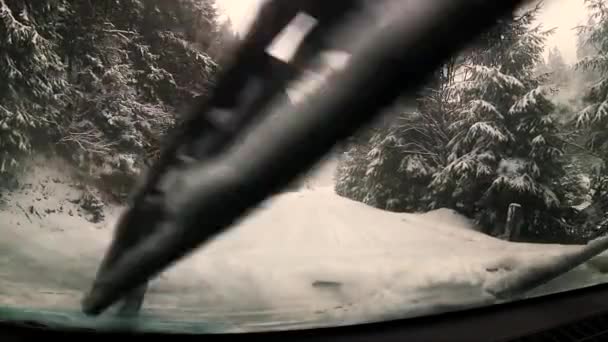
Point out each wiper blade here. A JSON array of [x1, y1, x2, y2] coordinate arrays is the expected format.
[[81, 0, 528, 316]]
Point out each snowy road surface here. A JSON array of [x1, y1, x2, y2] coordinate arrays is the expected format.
[[1, 158, 608, 333]]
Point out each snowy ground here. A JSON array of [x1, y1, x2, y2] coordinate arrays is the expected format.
[[1, 156, 608, 333]]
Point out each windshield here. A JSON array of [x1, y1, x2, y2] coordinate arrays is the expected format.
[[1, 0, 608, 334]]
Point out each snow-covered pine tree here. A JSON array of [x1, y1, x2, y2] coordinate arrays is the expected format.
[[575, 0, 608, 164], [577, 16, 600, 67], [54, 1, 165, 198], [335, 65, 457, 212], [137, 0, 220, 108], [572, 0, 608, 238], [208, 17, 239, 64], [54, 0, 222, 199], [336, 4, 579, 241], [546, 46, 571, 86], [432, 5, 575, 239], [335, 136, 371, 203], [0, 0, 70, 176]]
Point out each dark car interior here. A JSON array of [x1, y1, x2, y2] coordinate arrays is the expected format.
[[3, 283, 608, 341]]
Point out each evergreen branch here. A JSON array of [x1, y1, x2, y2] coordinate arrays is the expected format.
[[102, 29, 137, 35], [558, 137, 605, 161]]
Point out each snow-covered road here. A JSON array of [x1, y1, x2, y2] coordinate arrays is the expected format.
[[1, 158, 608, 333]]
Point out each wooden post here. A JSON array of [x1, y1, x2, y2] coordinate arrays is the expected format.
[[505, 203, 524, 241]]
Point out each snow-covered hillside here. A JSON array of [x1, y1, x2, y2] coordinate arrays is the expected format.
[[1, 156, 608, 333]]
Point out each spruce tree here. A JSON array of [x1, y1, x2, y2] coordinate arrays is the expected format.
[[0, 0, 223, 198], [546, 46, 570, 86], [336, 5, 578, 241], [0, 0, 69, 175], [54, 0, 221, 199], [575, 0, 608, 164], [572, 0, 608, 238], [433, 7, 573, 238]]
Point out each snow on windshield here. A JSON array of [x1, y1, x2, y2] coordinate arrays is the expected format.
[[2, 0, 608, 334]]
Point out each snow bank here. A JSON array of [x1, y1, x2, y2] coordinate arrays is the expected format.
[[1, 157, 608, 333]]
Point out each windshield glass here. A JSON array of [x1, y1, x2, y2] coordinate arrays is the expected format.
[[1, 0, 607, 334]]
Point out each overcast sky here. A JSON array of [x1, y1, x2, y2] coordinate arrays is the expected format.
[[537, 0, 590, 63], [216, 0, 591, 65]]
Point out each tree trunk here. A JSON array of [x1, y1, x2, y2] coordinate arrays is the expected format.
[[505, 203, 523, 241]]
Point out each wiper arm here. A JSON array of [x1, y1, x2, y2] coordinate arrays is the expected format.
[[81, 0, 528, 316]]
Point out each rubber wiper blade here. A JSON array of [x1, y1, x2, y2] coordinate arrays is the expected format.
[[81, 0, 529, 316]]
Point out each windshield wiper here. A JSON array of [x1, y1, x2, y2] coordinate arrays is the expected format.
[[81, 0, 529, 316]]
